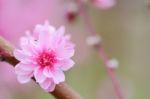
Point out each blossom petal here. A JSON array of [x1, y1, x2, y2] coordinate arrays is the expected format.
[[15, 63, 33, 75], [34, 67, 46, 83], [37, 32, 54, 50], [56, 47, 75, 59], [20, 37, 38, 55], [16, 63, 36, 71], [14, 49, 28, 61], [52, 68, 65, 84], [55, 40, 75, 59], [34, 22, 55, 39], [46, 81, 56, 92], [43, 67, 53, 78], [40, 78, 56, 92], [20, 37, 30, 54], [59, 59, 75, 71], [38, 32, 50, 48], [37, 23, 56, 48], [17, 73, 33, 84]]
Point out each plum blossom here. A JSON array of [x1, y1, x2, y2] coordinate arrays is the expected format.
[[14, 22, 75, 92], [92, 0, 116, 9]]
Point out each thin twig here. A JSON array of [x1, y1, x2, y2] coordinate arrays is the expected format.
[[76, 1, 125, 99], [0, 36, 83, 99]]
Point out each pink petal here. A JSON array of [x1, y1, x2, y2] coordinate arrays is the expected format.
[[38, 32, 52, 49], [20, 37, 37, 54], [44, 23, 56, 34], [52, 68, 65, 84], [43, 67, 53, 78], [56, 48, 75, 59], [16, 63, 36, 71], [50, 28, 65, 49], [15, 63, 33, 75], [59, 59, 75, 71], [33, 22, 55, 39], [40, 78, 56, 92], [65, 41, 75, 49], [33, 24, 44, 38], [37, 23, 56, 48], [55, 40, 75, 59], [46, 81, 56, 92], [65, 49, 75, 58], [34, 67, 46, 83], [20, 37, 31, 54], [17, 73, 33, 84], [14, 50, 34, 64], [13, 49, 28, 61]]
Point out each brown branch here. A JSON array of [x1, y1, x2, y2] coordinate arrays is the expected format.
[[0, 36, 83, 99]]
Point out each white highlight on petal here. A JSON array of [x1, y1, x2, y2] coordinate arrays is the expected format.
[[107, 58, 119, 69], [86, 35, 102, 46]]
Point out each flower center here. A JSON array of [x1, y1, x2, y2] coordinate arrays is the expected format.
[[37, 51, 57, 67]]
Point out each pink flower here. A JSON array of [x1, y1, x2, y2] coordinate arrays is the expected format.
[[92, 0, 116, 9], [14, 22, 75, 92]]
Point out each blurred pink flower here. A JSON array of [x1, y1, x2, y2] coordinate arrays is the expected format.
[[92, 0, 116, 9], [14, 22, 75, 92]]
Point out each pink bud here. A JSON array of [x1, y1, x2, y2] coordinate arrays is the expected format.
[[64, 2, 79, 22], [107, 58, 119, 69], [65, 11, 78, 22]]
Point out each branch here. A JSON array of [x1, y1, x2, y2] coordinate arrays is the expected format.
[[0, 36, 83, 99], [75, 1, 125, 99]]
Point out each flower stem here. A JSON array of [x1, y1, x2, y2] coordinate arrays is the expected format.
[[98, 46, 124, 99], [76, 1, 125, 99]]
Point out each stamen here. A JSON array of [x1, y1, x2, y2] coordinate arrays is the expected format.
[[37, 51, 57, 67]]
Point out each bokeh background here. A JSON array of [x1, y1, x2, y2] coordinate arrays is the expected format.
[[0, 0, 150, 99]]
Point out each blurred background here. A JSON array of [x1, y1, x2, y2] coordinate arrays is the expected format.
[[0, 0, 150, 99]]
